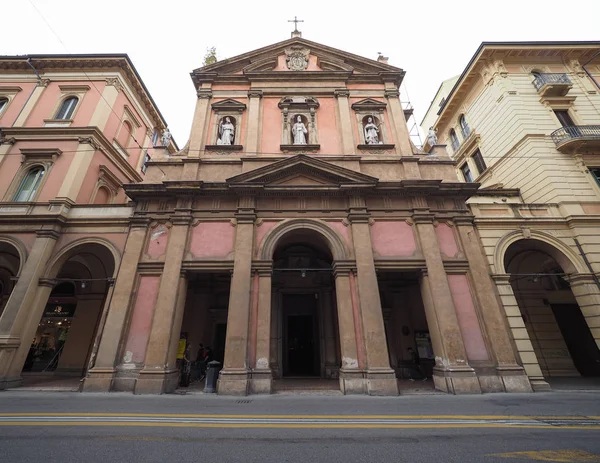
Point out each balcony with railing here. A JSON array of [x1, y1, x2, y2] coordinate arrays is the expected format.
[[551, 125, 600, 153], [532, 73, 572, 97]]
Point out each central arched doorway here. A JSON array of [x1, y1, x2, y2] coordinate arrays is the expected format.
[[270, 228, 341, 389], [505, 239, 600, 382]]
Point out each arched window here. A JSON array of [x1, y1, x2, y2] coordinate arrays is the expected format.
[[93, 186, 111, 205], [55, 96, 78, 120], [0, 97, 8, 114], [459, 115, 470, 138], [13, 166, 45, 202], [450, 129, 460, 151]]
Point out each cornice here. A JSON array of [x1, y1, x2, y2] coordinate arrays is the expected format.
[[1, 126, 142, 182]]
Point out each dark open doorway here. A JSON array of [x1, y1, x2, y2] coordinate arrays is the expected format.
[[283, 294, 319, 377]]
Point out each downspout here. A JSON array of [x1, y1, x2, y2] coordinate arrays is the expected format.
[[11, 57, 42, 127], [581, 50, 600, 92], [574, 238, 600, 291]]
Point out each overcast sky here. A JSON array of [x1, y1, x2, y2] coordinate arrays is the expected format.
[[4, 0, 600, 146]]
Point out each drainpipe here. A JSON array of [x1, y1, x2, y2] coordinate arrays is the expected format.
[[574, 238, 600, 291], [581, 50, 600, 92]]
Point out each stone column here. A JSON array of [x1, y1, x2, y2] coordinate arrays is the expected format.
[[491, 275, 550, 391], [0, 228, 59, 389], [454, 218, 532, 392], [384, 88, 413, 156], [245, 90, 263, 155], [414, 213, 481, 394], [250, 263, 272, 394], [218, 206, 256, 395], [83, 220, 148, 392], [165, 274, 189, 370], [332, 264, 365, 394], [322, 287, 338, 378], [135, 214, 190, 394], [568, 275, 600, 349], [348, 198, 398, 395], [183, 88, 212, 180], [334, 89, 355, 154]]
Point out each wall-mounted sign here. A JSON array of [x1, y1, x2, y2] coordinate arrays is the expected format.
[[43, 303, 77, 318]]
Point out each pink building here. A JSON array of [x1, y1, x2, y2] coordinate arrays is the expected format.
[[0, 55, 175, 388]]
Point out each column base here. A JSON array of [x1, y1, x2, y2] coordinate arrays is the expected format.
[[0, 375, 22, 390], [530, 379, 552, 391], [217, 368, 250, 396], [134, 369, 179, 394], [497, 365, 533, 393], [249, 369, 272, 394], [433, 366, 481, 394], [366, 368, 399, 396], [81, 368, 115, 392], [339, 368, 367, 394]]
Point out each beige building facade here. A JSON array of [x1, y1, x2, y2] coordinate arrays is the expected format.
[[425, 42, 600, 390], [79, 35, 535, 396]]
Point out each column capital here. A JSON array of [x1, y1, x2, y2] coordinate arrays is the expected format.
[[563, 273, 598, 286], [332, 260, 357, 277], [247, 89, 263, 99], [170, 215, 192, 226], [491, 273, 512, 284], [384, 89, 400, 99], [38, 278, 57, 288], [412, 213, 435, 224], [197, 89, 213, 99], [234, 211, 257, 224], [130, 217, 151, 229], [334, 88, 350, 98], [35, 229, 61, 240], [452, 215, 476, 226], [252, 260, 273, 276]]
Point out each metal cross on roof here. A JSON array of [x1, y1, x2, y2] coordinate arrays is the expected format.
[[288, 16, 304, 32]]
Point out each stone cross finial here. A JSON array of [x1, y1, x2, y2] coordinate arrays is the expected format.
[[288, 16, 304, 38]]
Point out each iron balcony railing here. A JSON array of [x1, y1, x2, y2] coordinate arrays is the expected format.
[[532, 73, 572, 91], [551, 125, 600, 147]]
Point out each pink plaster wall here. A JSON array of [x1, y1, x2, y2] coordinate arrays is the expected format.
[[447, 274, 489, 361], [325, 220, 352, 249], [189, 222, 235, 258], [146, 224, 169, 259], [261, 97, 281, 154], [370, 221, 416, 257], [317, 97, 341, 154], [0, 83, 37, 126], [255, 220, 279, 257], [435, 223, 459, 258], [6, 233, 36, 253], [124, 275, 160, 363], [75, 151, 130, 204]]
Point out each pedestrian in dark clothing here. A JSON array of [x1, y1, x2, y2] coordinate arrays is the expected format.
[[180, 345, 192, 387], [196, 343, 206, 381]]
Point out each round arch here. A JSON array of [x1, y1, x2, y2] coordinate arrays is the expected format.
[[0, 235, 28, 277], [493, 230, 586, 275], [43, 237, 121, 280], [260, 219, 349, 261]]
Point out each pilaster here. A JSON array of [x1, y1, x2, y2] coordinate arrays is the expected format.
[[88, 80, 120, 131], [83, 220, 149, 392], [334, 89, 355, 155], [218, 205, 256, 395], [55, 139, 98, 202], [245, 90, 263, 155], [563, 275, 600, 349], [250, 263, 273, 394], [454, 218, 532, 393], [414, 213, 481, 394], [0, 228, 60, 389], [384, 88, 413, 156], [134, 213, 190, 394], [183, 87, 212, 180], [347, 200, 398, 396], [12, 80, 49, 127]]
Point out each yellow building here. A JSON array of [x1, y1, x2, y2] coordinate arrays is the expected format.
[[423, 42, 600, 390]]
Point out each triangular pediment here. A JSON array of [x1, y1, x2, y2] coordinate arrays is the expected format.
[[226, 155, 378, 188], [191, 37, 404, 85], [211, 98, 247, 112], [351, 98, 388, 111]]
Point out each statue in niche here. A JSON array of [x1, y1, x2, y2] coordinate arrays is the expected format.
[[217, 117, 235, 145], [427, 127, 438, 146], [292, 115, 308, 145], [364, 116, 381, 144], [161, 127, 172, 147]]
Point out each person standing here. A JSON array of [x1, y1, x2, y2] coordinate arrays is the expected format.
[[407, 347, 427, 381], [196, 343, 206, 381], [181, 345, 192, 387]]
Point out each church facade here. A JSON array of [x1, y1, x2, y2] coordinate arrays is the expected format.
[[82, 35, 533, 396]]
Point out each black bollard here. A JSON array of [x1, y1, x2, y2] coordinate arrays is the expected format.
[[203, 360, 221, 393]]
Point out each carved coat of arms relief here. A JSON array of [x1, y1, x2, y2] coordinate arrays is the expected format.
[[285, 46, 310, 71]]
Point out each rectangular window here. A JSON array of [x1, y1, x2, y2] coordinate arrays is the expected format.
[[151, 129, 159, 147], [460, 163, 474, 182], [141, 153, 151, 174], [554, 110, 575, 127], [591, 168, 600, 187], [472, 149, 487, 175]]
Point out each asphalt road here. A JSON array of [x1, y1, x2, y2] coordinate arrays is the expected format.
[[1, 391, 599, 463]]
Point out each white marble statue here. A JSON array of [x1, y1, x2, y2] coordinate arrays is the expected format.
[[364, 117, 381, 144], [161, 127, 172, 147], [292, 115, 308, 145], [217, 117, 235, 145], [427, 127, 438, 146]]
